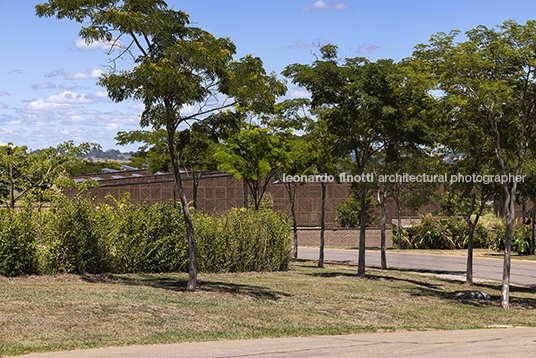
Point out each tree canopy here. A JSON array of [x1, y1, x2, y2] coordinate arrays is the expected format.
[[283, 45, 433, 277], [36, 0, 286, 290], [410, 19, 536, 308]]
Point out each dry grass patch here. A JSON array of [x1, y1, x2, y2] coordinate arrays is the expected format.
[[1, 263, 536, 356]]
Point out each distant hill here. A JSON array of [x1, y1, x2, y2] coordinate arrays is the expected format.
[[80, 149, 133, 162]]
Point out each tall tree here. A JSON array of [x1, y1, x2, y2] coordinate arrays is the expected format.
[[36, 0, 285, 290], [214, 123, 290, 211], [0, 141, 95, 209], [303, 114, 340, 268], [116, 112, 240, 210], [274, 100, 312, 258], [283, 45, 432, 277], [441, 134, 500, 286], [410, 20, 536, 308]]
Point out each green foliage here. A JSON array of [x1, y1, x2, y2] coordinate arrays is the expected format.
[[493, 222, 524, 252], [335, 192, 378, 227], [102, 196, 189, 273], [69, 159, 124, 175], [0, 207, 39, 276], [393, 214, 492, 249], [215, 125, 292, 210], [0, 141, 97, 208], [36, 0, 287, 289], [42, 194, 109, 274], [437, 191, 474, 217], [0, 194, 291, 276], [195, 207, 292, 272]]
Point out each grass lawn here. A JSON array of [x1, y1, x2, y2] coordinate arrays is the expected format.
[[1, 262, 536, 356]]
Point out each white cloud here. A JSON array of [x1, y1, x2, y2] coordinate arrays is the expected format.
[[300, 1, 348, 12], [25, 91, 109, 111], [32, 82, 57, 90], [45, 91, 99, 104], [288, 88, 311, 98], [0, 90, 8, 96], [97, 110, 137, 124], [59, 115, 89, 126], [180, 105, 196, 116], [96, 91, 109, 99], [45, 69, 64, 78], [129, 102, 145, 111], [26, 99, 67, 111], [104, 123, 120, 132], [357, 43, 379, 55], [73, 38, 123, 52], [57, 108, 85, 117], [60, 82, 78, 89], [0, 103, 8, 109], [2, 117, 20, 126], [65, 67, 104, 80]]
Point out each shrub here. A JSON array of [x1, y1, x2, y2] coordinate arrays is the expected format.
[[103, 196, 189, 273], [0, 207, 39, 276], [41, 194, 109, 274], [2, 194, 292, 276], [335, 192, 378, 227], [195, 207, 292, 272], [493, 222, 523, 251], [393, 214, 493, 249]]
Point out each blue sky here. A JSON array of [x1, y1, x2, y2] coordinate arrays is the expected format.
[[2, 0, 536, 151]]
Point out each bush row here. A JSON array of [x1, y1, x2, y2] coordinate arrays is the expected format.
[[392, 214, 493, 249], [0, 194, 292, 276]]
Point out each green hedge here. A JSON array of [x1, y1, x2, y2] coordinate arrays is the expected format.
[[0, 194, 292, 276], [493, 222, 524, 252], [392, 214, 493, 249], [0, 206, 39, 276]]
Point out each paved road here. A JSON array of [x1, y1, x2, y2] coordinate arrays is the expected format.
[[11, 327, 536, 357], [298, 247, 536, 287]]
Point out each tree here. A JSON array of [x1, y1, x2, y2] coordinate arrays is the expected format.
[[283, 45, 432, 277], [410, 20, 536, 308], [115, 129, 171, 172], [518, 173, 536, 254], [440, 129, 500, 286], [304, 115, 340, 268], [370, 154, 390, 269], [273, 100, 312, 258], [215, 123, 290, 211], [0, 141, 95, 209], [37, 0, 285, 290], [116, 112, 240, 210]]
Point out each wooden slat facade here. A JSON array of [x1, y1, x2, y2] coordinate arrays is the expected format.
[[69, 170, 527, 227]]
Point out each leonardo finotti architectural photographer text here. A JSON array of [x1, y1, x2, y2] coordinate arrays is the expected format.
[[281, 173, 526, 184]]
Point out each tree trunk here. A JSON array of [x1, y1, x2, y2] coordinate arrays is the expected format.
[[192, 170, 203, 210], [397, 200, 402, 250], [466, 222, 475, 286], [380, 190, 387, 270], [466, 192, 488, 286], [501, 184, 516, 309], [285, 182, 299, 259], [167, 128, 197, 291], [9, 161, 15, 210], [530, 204, 536, 255], [465, 193, 477, 287], [358, 180, 367, 278], [318, 181, 326, 268], [522, 197, 526, 224], [243, 180, 248, 209]]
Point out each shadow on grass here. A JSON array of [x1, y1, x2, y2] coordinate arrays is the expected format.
[[78, 274, 290, 301], [296, 261, 536, 310]]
